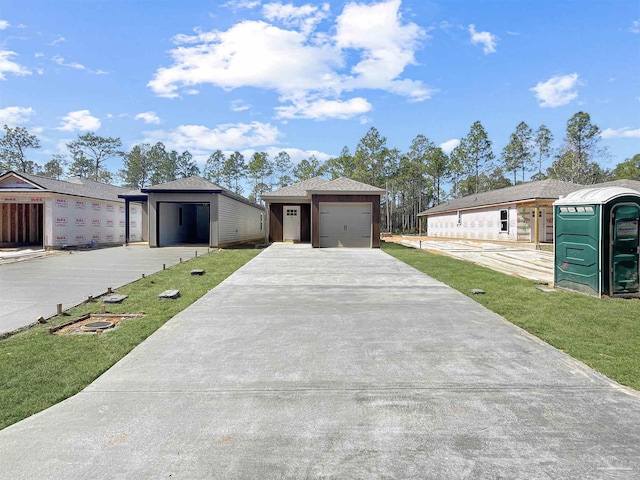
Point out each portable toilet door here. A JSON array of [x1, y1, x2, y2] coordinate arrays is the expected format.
[[607, 200, 640, 296]]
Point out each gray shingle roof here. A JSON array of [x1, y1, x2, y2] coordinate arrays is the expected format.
[[592, 179, 640, 192], [307, 177, 387, 194], [140, 176, 262, 209], [141, 176, 227, 192], [418, 179, 585, 216], [261, 177, 330, 198], [0, 170, 130, 202], [262, 176, 385, 199]]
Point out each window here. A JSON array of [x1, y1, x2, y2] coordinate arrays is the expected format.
[[456, 210, 462, 226], [286, 209, 298, 216], [260, 213, 264, 231], [500, 209, 508, 232]]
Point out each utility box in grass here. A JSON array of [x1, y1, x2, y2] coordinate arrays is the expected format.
[[554, 186, 640, 297]]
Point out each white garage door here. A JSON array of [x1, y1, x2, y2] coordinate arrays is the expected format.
[[319, 202, 372, 248]]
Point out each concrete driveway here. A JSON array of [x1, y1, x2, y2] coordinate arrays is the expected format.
[[0, 244, 639, 478], [0, 245, 210, 335]]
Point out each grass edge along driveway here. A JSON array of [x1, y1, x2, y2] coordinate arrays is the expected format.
[[382, 242, 640, 391], [0, 248, 260, 431]]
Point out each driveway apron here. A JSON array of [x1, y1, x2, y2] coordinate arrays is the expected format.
[[0, 243, 639, 479]]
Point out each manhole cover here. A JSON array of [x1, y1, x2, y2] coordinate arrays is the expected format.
[[81, 321, 115, 332]]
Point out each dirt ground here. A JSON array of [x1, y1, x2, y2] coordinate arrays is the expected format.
[[383, 235, 555, 285], [51, 313, 145, 335]]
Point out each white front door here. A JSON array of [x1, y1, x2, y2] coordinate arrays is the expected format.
[[283, 206, 301, 241], [538, 209, 547, 242]]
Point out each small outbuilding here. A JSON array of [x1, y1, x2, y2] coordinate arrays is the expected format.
[[0, 170, 140, 249], [554, 186, 640, 297], [261, 177, 386, 248], [119, 176, 265, 248]]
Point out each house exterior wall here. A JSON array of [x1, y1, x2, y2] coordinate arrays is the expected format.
[[425, 205, 519, 241], [0, 191, 139, 248], [424, 201, 557, 243], [217, 194, 265, 246], [311, 194, 381, 248], [50, 195, 141, 248], [267, 203, 311, 242]]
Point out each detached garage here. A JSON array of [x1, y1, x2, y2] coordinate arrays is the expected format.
[[120, 176, 265, 248], [262, 177, 386, 248]]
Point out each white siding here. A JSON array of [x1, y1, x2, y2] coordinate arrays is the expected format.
[[217, 195, 264, 246], [50, 195, 127, 247], [426, 206, 518, 241]]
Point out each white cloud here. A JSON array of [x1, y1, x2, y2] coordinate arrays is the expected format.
[[34, 52, 45, 58], [0, 106, 35, 125], [230, 99, 251, 112], [0, 50, 31, 80], [52, 55, 86, 70], [275, 96, 372, 120], [148, 0, 434, 118], [601, 127, 640, 139], [148, 21, 341, 98], [134, 111, 161, 124], [49, 35, 66, 46], [440, 138, 460, 154], [632, 20, 640, 34], [263, 2, 330, 35], [223, 0, 262, 11], [530, 73, 579, 108], [469, 24, 497, 54], [0, 20, 10, 30], [335, 0, 431, 100], [57, 110, 101, 131], [143, 121, 281, 153]]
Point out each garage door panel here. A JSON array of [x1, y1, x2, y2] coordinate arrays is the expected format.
[[319, 202, 372, 248]]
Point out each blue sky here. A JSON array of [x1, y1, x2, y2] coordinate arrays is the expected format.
[[1, 0, 639, 181]]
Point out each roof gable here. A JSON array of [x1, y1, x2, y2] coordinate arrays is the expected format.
[[262, 176, 385, 200], [308, 177, 387, 194], [0, 171, 129, 202], [261, 177, 329, 199], [0, 171, 43, 190]]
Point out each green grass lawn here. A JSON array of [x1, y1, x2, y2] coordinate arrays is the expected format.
[[382, 242, 640, 391], [0, 248, 260, 431]]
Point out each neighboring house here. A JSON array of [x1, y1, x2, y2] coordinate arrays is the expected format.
[[590, 179, 640, 192], [417, 179, 588, 243], [0, 170, 141, 249], [261, 177, 386, 248], [119, 176, 265, 248]]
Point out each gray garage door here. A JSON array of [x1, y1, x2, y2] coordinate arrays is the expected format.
[[319, 202, 372, 248]]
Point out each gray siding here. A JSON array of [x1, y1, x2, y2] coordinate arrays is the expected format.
[[217, 194, 264, 245]]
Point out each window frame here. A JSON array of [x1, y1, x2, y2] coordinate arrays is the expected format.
[[499, 208, 509, 233]]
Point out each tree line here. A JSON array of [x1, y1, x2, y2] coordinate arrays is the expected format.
[[1, 111, 638, 232]]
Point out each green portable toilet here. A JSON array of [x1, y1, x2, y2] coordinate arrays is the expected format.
[[554, 186, 640, 297]]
